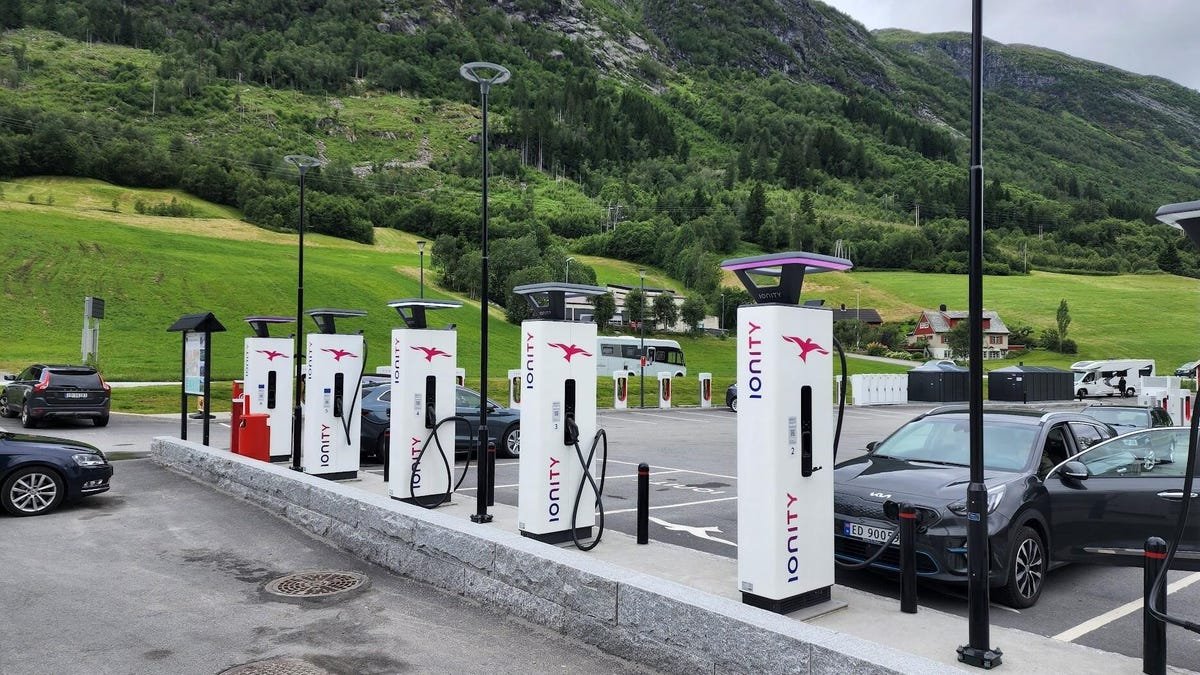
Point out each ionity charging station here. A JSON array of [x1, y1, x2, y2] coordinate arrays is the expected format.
[[513, 282, 608, 548], [243, 316, 295, 462], [386, 299, 462, 507], [301, 308, 367, 480], [721, 252, 852, 613]]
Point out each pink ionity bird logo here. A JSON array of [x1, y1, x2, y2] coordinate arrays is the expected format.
[[321, 348, 358, 361], [782, 336, 828, 362], [256, 349, 288, 361], [548, 343, 592, 362], [411, 346, 452, 362]]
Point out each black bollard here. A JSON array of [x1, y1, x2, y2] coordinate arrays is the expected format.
[[486, 442, 497, 507], [1143, 536, 1167, 675], [900, 503, 918, 614], [637, 463, 649, 544]]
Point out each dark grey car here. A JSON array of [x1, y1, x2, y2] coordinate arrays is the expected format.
[[834, 406, 1117, 608], [360, 384, 520, 460], [1081, 404, 1174, 433], [1, 365, 111, 428]]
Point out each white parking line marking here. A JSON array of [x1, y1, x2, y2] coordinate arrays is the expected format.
[[457, 469, 683, 492], [606, 495, 737, 515], [607, 458, 736, 481], [1052, 572, 1200, 642]]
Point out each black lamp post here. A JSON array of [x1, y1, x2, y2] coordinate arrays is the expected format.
[[284, 154, 320, 471], [639, 268, 646, 408], [417, 240, 426, 298], [460, 61, 510, 524], [956, 1, 1001, 669]]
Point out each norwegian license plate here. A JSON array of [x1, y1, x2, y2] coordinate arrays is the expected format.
[[843, 522, 893, 544], [64, 392, 88, 399]]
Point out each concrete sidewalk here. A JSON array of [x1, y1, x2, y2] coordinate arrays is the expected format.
[[152, 438, 1193, 675]]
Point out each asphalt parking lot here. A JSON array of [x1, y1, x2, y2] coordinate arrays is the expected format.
[[447, 403, 1200, 672], [0, 456, 647, 675], [17, 406, 1200, 671]]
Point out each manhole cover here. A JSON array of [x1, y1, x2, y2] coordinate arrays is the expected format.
[[220, 657, 328, 675], [262, 570, 370, 604]]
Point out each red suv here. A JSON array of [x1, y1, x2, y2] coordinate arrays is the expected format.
[[0, 365, 112, 428]]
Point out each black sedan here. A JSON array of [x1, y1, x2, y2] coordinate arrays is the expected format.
[[726, 383, 737, 411], [1, 431, 113, 516], [360, 384, 520, 461], [834, 406, 1117, 608]]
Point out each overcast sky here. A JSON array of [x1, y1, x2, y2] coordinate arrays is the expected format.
[[820, 0, 1200, 91]]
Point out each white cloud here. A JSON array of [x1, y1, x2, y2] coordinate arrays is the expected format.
[[820, 0, 1200, 91]]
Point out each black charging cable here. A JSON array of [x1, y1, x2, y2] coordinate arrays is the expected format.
[[1147, 393, 1200, 633], [337, 339, 368, 447], [831, 336, 848, 461], [830, 335, 901, 571], [406, 413, 475, 510], [566, 417, 609, 551]]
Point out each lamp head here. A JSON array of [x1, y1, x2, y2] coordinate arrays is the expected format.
[[417, 240, 426, 252], [283, 154, 320, 176]]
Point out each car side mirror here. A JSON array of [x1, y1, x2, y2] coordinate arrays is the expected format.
[[866, 441, 878, 452], [1059, 460, 1089, 482], [2, 374, 13, 381]]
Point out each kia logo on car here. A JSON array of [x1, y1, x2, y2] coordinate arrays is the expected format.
[[869, 491, 892, 500]]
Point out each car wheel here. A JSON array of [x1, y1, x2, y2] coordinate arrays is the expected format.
[[93, 415, 109, 427], [376, 433, 389, 462], [0, 395, 11, 418], [20, 404, 38, 429], [1002, 526, 1046, 609], [730, 396, 738, 412], [499, 424, 520, 459], [1076, 388, 1087, 399], [1125, 387, 1136, 398], [1, 466, 65, 516]]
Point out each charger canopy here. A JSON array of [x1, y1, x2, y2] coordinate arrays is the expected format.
[[244, 315, 294, 338], [512, 282, 606, 320], [307, 308, 367, 335], [1155, 200, 1200, 248], [720, 252, 852, 305], [387, 299, 462, 329]]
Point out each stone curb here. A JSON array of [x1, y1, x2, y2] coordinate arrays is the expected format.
[[152, 437, 960, 675]]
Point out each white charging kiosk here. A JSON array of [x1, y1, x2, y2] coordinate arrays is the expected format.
[[385, 299, 462, 506], [243, 316, 295, 462], [513, 282, 606, 544], [301, 308, 367, 480], [721, 252, 852, 613]]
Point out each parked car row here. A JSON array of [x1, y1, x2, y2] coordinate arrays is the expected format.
[[358, 382, 520, 461], [833, 406, 1199, 608]]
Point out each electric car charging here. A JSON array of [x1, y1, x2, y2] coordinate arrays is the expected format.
[[385, 299, 468, 508], [300, 308, 367, 480], [720, 251, 853, 613], [242, 316, 295, 462], [513, 282, 609, 550]]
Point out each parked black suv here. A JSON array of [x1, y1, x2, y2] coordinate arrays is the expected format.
[[0, 365, 111, 428]]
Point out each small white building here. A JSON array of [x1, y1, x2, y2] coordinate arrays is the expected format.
[[564, 284, 717, 333]]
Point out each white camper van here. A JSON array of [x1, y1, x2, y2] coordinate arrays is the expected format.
[[1070, 359, 1155, 398], [595, 336, 687, 377]]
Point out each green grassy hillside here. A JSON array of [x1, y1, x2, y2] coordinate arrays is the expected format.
[[4, 177, 1197, 411]]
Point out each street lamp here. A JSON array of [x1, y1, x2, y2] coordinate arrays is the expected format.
[[283, 154, 320, 471], [460, 61, 510, 525], [565, 256, 575, 283], [417, 240, 426, 298], [639, 268, 646, 408], [719, 291, 726, 331]]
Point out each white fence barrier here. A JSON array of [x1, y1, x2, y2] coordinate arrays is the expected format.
[[850, 374, 908, 406]]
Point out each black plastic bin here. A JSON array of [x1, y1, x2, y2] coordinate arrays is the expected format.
[[988, 365, 1074, 403], [907, 362, 969, 402]]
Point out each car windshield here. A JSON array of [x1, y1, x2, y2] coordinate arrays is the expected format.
[[872, 415, 1038, 472], [1083, 407, 1146, 430]]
